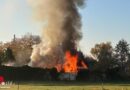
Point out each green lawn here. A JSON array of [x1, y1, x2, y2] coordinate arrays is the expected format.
[[1, 82, 130, 90]]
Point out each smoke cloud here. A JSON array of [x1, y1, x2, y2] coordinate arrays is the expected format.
[[28, 0, 85, 68]]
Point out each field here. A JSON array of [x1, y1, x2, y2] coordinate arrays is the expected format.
[[1, 82, 130, 90]]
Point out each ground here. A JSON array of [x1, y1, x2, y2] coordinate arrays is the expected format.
[[1, 82, 130, 90]]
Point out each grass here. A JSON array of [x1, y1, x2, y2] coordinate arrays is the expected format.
[[1, 82, 130, 90]]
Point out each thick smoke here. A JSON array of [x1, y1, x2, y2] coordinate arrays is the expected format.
[[28, 0, 85, 68]]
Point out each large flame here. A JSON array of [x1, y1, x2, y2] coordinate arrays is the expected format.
[[63, 51, 78, 73], [56, 50, 88, 73]]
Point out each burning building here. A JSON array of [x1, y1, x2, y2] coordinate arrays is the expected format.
[[58, 50, 88, 80], [27, 0, 87, 80]]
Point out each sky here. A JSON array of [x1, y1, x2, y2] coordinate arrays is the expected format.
[[0, 0, 130, 55]]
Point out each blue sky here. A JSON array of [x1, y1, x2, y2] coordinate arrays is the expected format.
[[0, 0, 130, 55]]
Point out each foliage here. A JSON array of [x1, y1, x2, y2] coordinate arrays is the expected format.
[[0, 34, 130, 81], [114, 39, 130, 69], [3, 48, 15, 62], [91, 42, 113, 72], [0, 33, 41, 66]]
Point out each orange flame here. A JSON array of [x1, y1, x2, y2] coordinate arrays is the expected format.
[[63, 51, 78, 73], [55, 50, 88, 73]]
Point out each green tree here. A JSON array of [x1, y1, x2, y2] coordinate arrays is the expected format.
[[115, 39, 130, 69]]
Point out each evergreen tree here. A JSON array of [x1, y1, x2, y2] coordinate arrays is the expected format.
[[115, 39, 130, 69]]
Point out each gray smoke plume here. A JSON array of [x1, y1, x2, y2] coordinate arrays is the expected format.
[[28, 0, 86, 68]]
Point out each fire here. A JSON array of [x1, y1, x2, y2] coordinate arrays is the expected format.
[[63, 51, 78, 73], [79, 61, 88, 69], [55, 50, 88, 73]]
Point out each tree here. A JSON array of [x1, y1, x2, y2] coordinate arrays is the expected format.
[[115, 39, 130, 69], [0, 33, 41, 66], [0, 52, 3, 65], [128, 54, 130, 61], [9, 33, 41, 66], [125, 54, 130, 76], [3, 47, 15, 63], [91, 42, 113, 72]]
